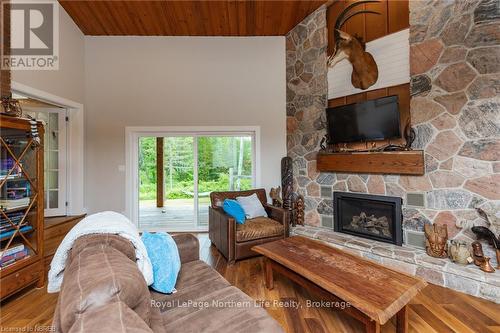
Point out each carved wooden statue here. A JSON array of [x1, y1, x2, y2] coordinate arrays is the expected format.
[[327, 0, 381, 90], [424, 224, 448, 258], [269, 187, 282, 207], [294, 194, 305, 226], [281, 157, 293, 211]]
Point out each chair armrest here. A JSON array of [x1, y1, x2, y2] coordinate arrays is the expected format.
[[172, 233, 199, 264], [265, 204, 290, 236], [211, 207, 236, 223], [209, 207, 236, 262]]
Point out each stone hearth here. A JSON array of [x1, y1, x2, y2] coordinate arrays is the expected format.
[[293, 225, 500, 303]]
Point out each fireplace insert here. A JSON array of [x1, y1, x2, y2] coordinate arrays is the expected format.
[[334, 192, 403, 246]]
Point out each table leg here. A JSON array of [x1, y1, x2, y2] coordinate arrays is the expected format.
[[396, 305, 408, 333], [365, 320, 380, 333], [265, 259, 274, 290]]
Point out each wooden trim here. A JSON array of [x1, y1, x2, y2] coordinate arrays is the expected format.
[[156, 137, 164, 208], [317, 150, 425, 175], [44, 214, 86, 230]]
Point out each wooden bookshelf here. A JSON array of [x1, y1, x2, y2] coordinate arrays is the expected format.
[[0, 115, 45, 300], [317, 150, 425, 175]]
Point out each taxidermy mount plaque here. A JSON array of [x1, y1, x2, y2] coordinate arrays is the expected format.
[[327, 0, 381, 90]]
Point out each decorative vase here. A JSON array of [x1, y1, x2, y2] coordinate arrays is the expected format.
[[448, 240, 471, 265]]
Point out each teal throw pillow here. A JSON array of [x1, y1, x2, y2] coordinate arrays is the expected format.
[[223, 199, 246, 224], [141, 232, 181, 294]]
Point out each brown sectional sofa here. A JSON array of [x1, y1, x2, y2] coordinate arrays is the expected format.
[[53, 233, 283, 333]]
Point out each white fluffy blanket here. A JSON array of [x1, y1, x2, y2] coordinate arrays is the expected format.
[[47, 211, 153, 293]]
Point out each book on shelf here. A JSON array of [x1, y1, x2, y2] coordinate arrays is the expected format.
[[0, 243, 25, 257], [0, 173, 23, 180], [0, 212, 24, 223], [0, 248, 28, 265], [1, 257, 30, 269], [0, 214, 25, 232], [0, 225, 33, 241], [0, 197, 30, 210], [1, 158, 15, 171]]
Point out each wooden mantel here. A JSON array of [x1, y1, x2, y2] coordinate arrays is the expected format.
[[317, 150, 425, 175]]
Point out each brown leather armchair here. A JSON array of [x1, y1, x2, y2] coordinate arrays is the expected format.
[[209, 189, 289, 264]]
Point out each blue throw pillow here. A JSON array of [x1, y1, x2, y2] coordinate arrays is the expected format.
[[223, 199, 246, 224], [141, 232, 181, 294]]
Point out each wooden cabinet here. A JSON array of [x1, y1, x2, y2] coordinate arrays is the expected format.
[[0, 115, 45, 300]]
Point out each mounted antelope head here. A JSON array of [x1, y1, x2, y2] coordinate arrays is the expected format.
[[327, 0, 381, 90]]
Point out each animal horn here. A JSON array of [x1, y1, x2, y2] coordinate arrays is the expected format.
[[333, 0, 382, 42], [338, 10, 381, 29]]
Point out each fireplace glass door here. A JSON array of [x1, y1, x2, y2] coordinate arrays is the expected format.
[[334, 192, 403, 245]]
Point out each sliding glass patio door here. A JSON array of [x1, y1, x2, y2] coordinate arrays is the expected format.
[[137, 133, 254, 231]]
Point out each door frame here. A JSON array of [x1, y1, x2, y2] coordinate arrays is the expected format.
[[125, 126, 261, 231], [22, 106, 68, 216], [11, 81, 86, 216]]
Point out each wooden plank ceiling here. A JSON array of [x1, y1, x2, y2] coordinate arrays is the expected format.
[[59, 1, 326, 36]]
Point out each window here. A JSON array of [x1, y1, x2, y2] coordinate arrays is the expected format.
[[23, 108, 67, 216], [127, 127, 259, 232]]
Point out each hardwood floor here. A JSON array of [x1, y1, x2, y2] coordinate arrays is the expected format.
[[1, 233, 499, 332]]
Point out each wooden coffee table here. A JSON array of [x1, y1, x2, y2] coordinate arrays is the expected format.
[[252, 236, 427, 333]]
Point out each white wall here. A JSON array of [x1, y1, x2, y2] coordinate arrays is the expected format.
[[12, 4, 86, 215], [12, 6, 85, 104], [84, 37, 286, 214]]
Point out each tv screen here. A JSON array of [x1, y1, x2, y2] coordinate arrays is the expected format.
[[326, 95, 401, 144]]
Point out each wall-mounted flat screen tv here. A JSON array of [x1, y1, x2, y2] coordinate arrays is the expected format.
[[326, 95, 401, 144]]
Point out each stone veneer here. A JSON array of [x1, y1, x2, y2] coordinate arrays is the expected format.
[[292, 226, 500, 303], [286, 1, 499, 264]]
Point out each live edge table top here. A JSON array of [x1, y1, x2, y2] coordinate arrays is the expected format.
[[252, 236, 427, 325]]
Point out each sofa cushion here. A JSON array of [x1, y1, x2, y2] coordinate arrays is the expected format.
[[235, 217, 284, 242], [152, 260, 282, 332], [236, 193, 268, 219], [142, 232, 181, 294], [68, 302, 153, 333], [150, 260, 231, 311], [58, 237, 151, 333], [160, 286, 283, 333], [210, 189, 267, 209], [223, 199, 246, 224]]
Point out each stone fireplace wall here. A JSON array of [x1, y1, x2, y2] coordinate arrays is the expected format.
[[286, 0, 499, 263]]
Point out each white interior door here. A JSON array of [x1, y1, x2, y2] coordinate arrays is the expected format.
[[23, 107, 67, 217]]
